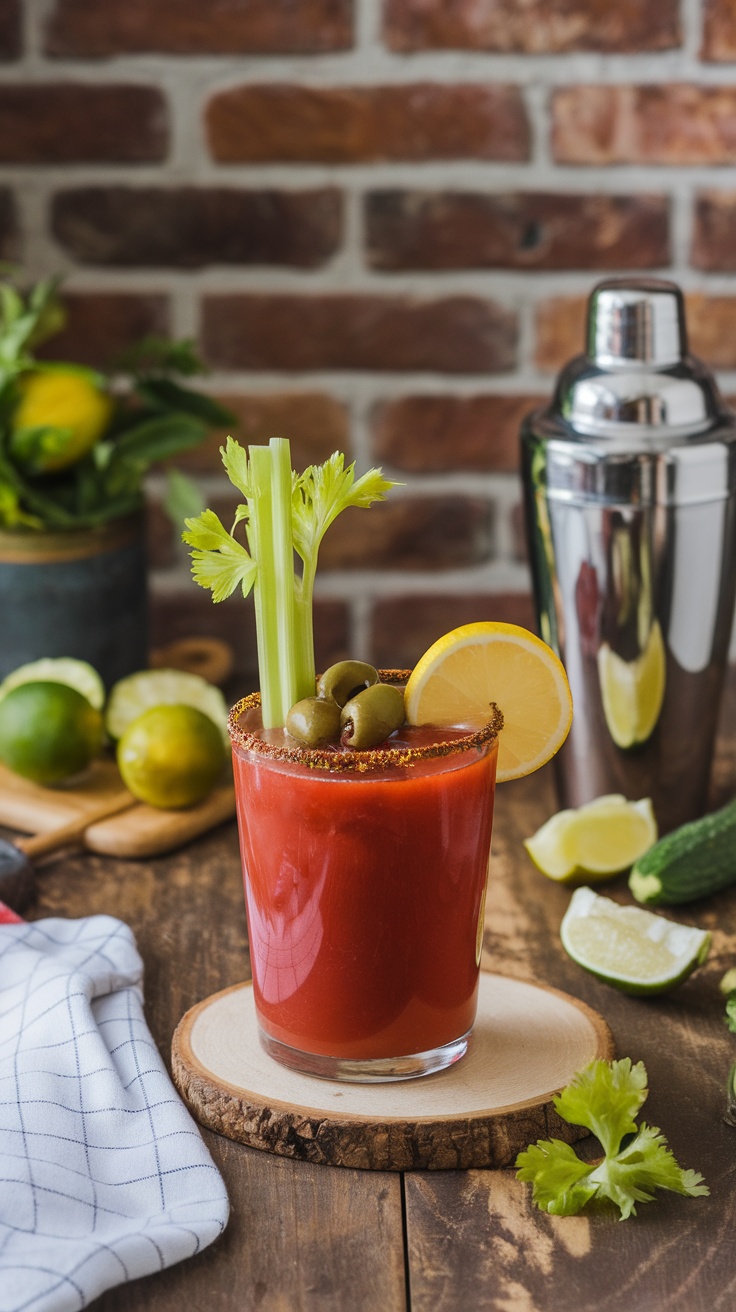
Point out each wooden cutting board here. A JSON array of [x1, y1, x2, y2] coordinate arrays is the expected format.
[[172, 974, 614, 1171], [0, 637, 237, 858], [0, 757, 236, 858]]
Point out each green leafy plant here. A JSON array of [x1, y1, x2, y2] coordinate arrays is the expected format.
[[0, 274, 233, 532], [516, 1058, 708, 1219], [183, 437, 395, 728]]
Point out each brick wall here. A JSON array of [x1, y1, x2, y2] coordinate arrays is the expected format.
[[6, 0, 736, 686]]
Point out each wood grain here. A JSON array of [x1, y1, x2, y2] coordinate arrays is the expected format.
[[12, 668, 736, 1312], [171, 975, 612, 1170], [0, 758, 236, 857]]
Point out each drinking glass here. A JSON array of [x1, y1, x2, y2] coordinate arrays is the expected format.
[[229, 673, 500, 1082]]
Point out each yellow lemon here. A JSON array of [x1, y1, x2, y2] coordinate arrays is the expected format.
[[116, 703, 227, 810], [404, 621, 573, 782], [597, 621, 666, 749], [12, 369, 112, 473]]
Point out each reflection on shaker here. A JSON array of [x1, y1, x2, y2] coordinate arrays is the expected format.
[[597, 620, 666, 750], [520, 277, 736, 834]]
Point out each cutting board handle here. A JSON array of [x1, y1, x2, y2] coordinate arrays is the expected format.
[[17, 792, 136, 860], [150, 637, 234, 686]]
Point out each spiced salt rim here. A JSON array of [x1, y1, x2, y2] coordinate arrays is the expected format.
[[227, 670, 503, 773]]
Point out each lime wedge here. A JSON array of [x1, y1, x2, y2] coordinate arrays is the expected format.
[[106, 668, 230, 745], [0, 657, 105, 710], [525, 795, 657, 884], [560, 886, 711, 995]]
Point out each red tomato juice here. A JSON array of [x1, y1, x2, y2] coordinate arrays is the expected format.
[[232, 718, 498, 1061]]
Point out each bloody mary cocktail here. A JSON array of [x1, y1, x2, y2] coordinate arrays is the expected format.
[[229, 674, 501, 1081]]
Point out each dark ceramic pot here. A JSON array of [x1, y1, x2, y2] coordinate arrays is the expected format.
[[0, 512, 149, 689]]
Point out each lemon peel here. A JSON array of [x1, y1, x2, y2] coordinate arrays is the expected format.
[[404, 621, 572, 782]]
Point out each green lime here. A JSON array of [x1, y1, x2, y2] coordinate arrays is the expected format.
[[0, 657, 105, 710], [116, 703, 227, 810], [560, 886, 711, 996], [0, 681, 104, 784], [106, 668, 229, 745], [524, 795, 657, 884]]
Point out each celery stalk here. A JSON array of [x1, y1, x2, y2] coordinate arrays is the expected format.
[[269, 437, 302, 719], [183, 439, 396, 729], [247, 446, 282, 729]]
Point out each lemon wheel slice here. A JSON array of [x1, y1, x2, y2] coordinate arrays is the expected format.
[[560, 886, 711, 995], [525, 795, 657, 884], [106, 668, 230, 745], [404, 622, 573, 782], [0, 657, 105, 710]]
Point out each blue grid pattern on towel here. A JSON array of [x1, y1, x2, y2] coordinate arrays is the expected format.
[[0, 916, 229, 1312]]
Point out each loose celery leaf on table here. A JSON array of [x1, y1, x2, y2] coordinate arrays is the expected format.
[[516, 1058, 708, 1220]]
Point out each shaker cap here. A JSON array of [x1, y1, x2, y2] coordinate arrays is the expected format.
[[550, 277, 726, 441], [587, 278, 685, 369]]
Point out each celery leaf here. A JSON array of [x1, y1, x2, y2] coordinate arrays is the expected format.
[[221, 435, 251, 500], [516, 1058, 708, 1220], [183, 508, 256, 603], [554, 1057, 647, 1157], [291, 452, 395, 570]]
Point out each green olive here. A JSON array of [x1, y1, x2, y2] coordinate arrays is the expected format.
[[340, 683, 405, 750], [317, 660, 379, 708], [286, 696, 341, 747]]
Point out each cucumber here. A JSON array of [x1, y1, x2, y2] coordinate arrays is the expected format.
[[629, 797, 736, 906]]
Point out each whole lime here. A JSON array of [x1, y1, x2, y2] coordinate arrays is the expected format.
[[116, 703, 226, 810], [0, 680, 104, 784]]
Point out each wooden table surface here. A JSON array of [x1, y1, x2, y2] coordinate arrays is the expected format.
[[22, 674, 736, 1312]]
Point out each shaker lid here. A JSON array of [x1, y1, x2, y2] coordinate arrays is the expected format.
[[587, 277, 685, 368], [554, 277, 726, 441]]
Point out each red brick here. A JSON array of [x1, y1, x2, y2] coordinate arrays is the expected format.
[[0, 85, 167, 163], [372, 394, 541, 473], [51, 187, 341, 269], [0, 0, 20, 58], [202, 295, 517, 374], [371, 593, 536, 668], [691, 191, 736, 271], [511, 503, 529, 562], [702, 0, 736, 61], [206, 84, 530, 163], [535, 296, 587, 373], [175, 393, 350, 474], [37, 293, 170, 369], [366, 191, 669, 271], [46, 0, 352, 56], [535, 291, 736, 373], [553, 85, 736, 165], [318, 496, 494, 571], [208, 492, 494, 572], [384, 0, 679, 53], [149, 587, 350, 695], [685, 296, 736, 370], [0, 187, 17, 260]]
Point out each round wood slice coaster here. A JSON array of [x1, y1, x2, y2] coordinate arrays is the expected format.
[[172, 974, 613, 1172]]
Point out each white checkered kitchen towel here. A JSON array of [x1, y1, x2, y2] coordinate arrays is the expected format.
[[0, 915, 229, 1312]]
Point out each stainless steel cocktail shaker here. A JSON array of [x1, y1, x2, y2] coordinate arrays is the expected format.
[[521, 278, 736, 833]]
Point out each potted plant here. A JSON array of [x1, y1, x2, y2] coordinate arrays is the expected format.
[[0, 275, 233, 687]]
